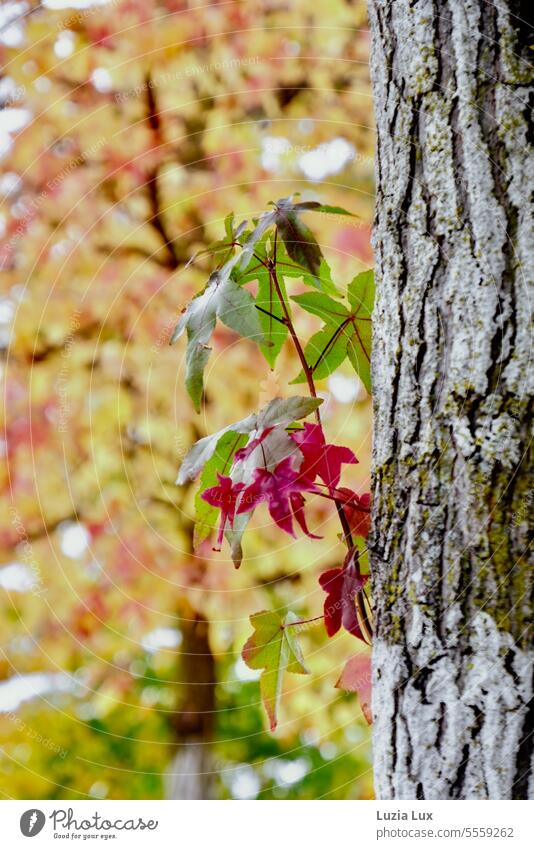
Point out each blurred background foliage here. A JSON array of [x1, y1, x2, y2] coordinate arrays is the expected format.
[[0, 0, 374, 799]]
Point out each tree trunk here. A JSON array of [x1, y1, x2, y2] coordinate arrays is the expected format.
[[368, 0, 533, 799], [165, 607, 216, 799]]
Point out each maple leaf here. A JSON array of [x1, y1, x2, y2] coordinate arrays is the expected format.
[[197, 426, 301, 561], [170, 261, 266, 411], [193, 430, 248, 549], [337, 488, 371, 539], [335, 653, 373, 725], [224, 424, 315, 565], [319, 548, 369, 642], [234, 426, 275, 463], [290, 270, 374, 393], [274, 199, 325, 282], [290, 322, 348, 383], [232, 425, 300, 482], [255, 266, 289, 367], [233, 231, 290, 367], [177, 396, 322, 484], [237, 456, 319, 538], [237, 195, 352, 291], [242, 610, 309, 730], [345, 269, 374, 394], [200, 473, 246, 549], [224, 510, 252, 569], [289, 491, 321, 539], [291, 423, 357, 490]]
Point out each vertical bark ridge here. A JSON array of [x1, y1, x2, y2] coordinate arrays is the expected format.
[[368, 0, 533, 799]]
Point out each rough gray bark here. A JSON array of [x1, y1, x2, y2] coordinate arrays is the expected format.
[[368, 0, 533, 799]]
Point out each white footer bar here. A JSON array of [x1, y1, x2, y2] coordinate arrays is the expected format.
[[3, 799, 532, 848]]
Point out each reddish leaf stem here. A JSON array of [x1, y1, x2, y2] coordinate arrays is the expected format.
[[285, 615, 324, 629], [268, 228, 373, 642]]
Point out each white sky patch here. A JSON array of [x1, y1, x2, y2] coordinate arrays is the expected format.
[[0, 299, 14, 348], [50, 239, 72, 258], [10, 284, 26, 302], [300, 727, 320, 747], [0, 109, 31, 133], [320, 741, 337, 760], [228, 765, 261, 800], [54, 30, 74, 58], [0, 3, 27, 47], [0, 563, 37, 592], [0, 108, 31, 159], [89, 781, 108, 799], [141, 627, 182, 653], [299, 118, 314, 134], [344, 724, 366, 744], [328, 372, 367, 403], [59, 521, 91, 558], [233, 655, 260, 682], [267, 757, 309, 787], [298, 137, 355, 182], [0, 77, 24, 103], [0, 171, 22, 197], [260, 135, 291, 173], [0, 672, 74, 713], [0, 299, 15, 324], [91, 68, 113, 93], [0, 136, 13, 159], [34, 77, 51, 93], [44, 0, 111, 8]]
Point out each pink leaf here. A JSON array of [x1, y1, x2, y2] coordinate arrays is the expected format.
[[335, 653, 373, 725], [201, 473, 245, 548], [237, 456, 319, 538]]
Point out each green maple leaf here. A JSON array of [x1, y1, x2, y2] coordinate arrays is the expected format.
[[242, 610, 308, 730], [345, 269, 374, 394], [171, 261, 266, 411], [290, 323, 348, 383], [290, 290, 347, 322], [255, 266, 289, 368], [290, 269, 374, 392]]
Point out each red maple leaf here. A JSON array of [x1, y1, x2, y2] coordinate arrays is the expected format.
[[337, 488, 371, 539], [335, 653, 373, 724], [319, 548, 369, 642], [291, 423, 357, 490], [237, 457, 320, 538], [201, 473, 246, 548], [289, 491, 321, 539]]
